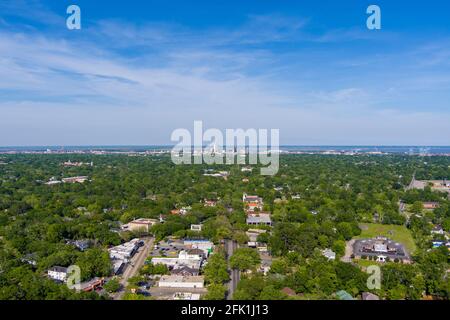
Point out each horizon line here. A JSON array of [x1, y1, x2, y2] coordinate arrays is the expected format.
[[1, 145, 450, 148]]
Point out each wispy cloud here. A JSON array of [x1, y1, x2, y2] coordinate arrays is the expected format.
[[0, 1, 450, 145]]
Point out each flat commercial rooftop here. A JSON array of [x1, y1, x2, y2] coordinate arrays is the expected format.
[[353, 237, 409, 260]]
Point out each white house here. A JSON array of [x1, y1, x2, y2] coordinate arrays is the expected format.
[[190, 224, 202, 232], [48, 266, 68, 282], [322, 248, 336, 261], [431, 225, 445, 235]]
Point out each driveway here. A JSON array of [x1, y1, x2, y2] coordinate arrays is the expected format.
[[113, 237, 154, 300], [341, 239, 355, 263]]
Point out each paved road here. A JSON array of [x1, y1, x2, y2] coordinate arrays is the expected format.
[[113, 237, 154, 300], [225, 240, 239, 300]]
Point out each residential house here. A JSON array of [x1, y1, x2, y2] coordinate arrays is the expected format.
[[158, 275, 204, 288], [21, 253, 37, 266], [243, 193, 263, 212], [423, 202, 440, 210], [322, 248, 336, 261], [48, 266, 68, 282], [431, 225, 445, 235], [281, 287, 296, 297], [204, 200, 217, 207], [362, 292, 380, 300], [190, 224, 202, 232], [67, 239, 91, 251]]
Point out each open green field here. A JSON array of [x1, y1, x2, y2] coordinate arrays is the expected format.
[[356, 223, 417, 254], [354, 259, 385, 269]]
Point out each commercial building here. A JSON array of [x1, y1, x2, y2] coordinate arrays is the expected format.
[[183, 239, 214, 256], [352, 237, 410, 263], [79, 278, 104, 292], [108, 238, 142, 261], [128, 218, 159, 233], [246, 213, 272, 226], [112, 260, 125, 275], [151, 251, 202, 270]]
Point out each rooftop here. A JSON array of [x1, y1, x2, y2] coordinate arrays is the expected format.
[[48, 266, 68, 273], [159, 275, 204, 283], [130, 218, 158, 225], [246, 213, 272, 224]]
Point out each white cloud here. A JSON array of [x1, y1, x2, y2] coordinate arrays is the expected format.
[[1, 9, 450, 145]]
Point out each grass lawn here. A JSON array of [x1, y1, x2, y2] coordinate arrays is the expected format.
[[356, 223, 417, 254], [355, 259, 381, 269]]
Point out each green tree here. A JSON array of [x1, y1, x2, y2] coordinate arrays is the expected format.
[[104, 278, 121, 293], [203, 251, 229, 284], [203, 283, 227, 300], [230, 248, 261, 271]]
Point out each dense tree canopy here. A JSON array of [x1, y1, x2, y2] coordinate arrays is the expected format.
[[0, 153, 449, 299]]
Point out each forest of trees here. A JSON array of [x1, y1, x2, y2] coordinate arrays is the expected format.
[[0, 153, 449, 299]]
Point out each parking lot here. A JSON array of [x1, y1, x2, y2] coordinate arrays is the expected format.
[[150, 240, 187, 257]]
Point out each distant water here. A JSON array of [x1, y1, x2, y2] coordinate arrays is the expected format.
[[280, 146, 450, 154], [1, 145, 450, 154]]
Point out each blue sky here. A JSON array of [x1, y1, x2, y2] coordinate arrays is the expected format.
[[1, 0, 450, 146]]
